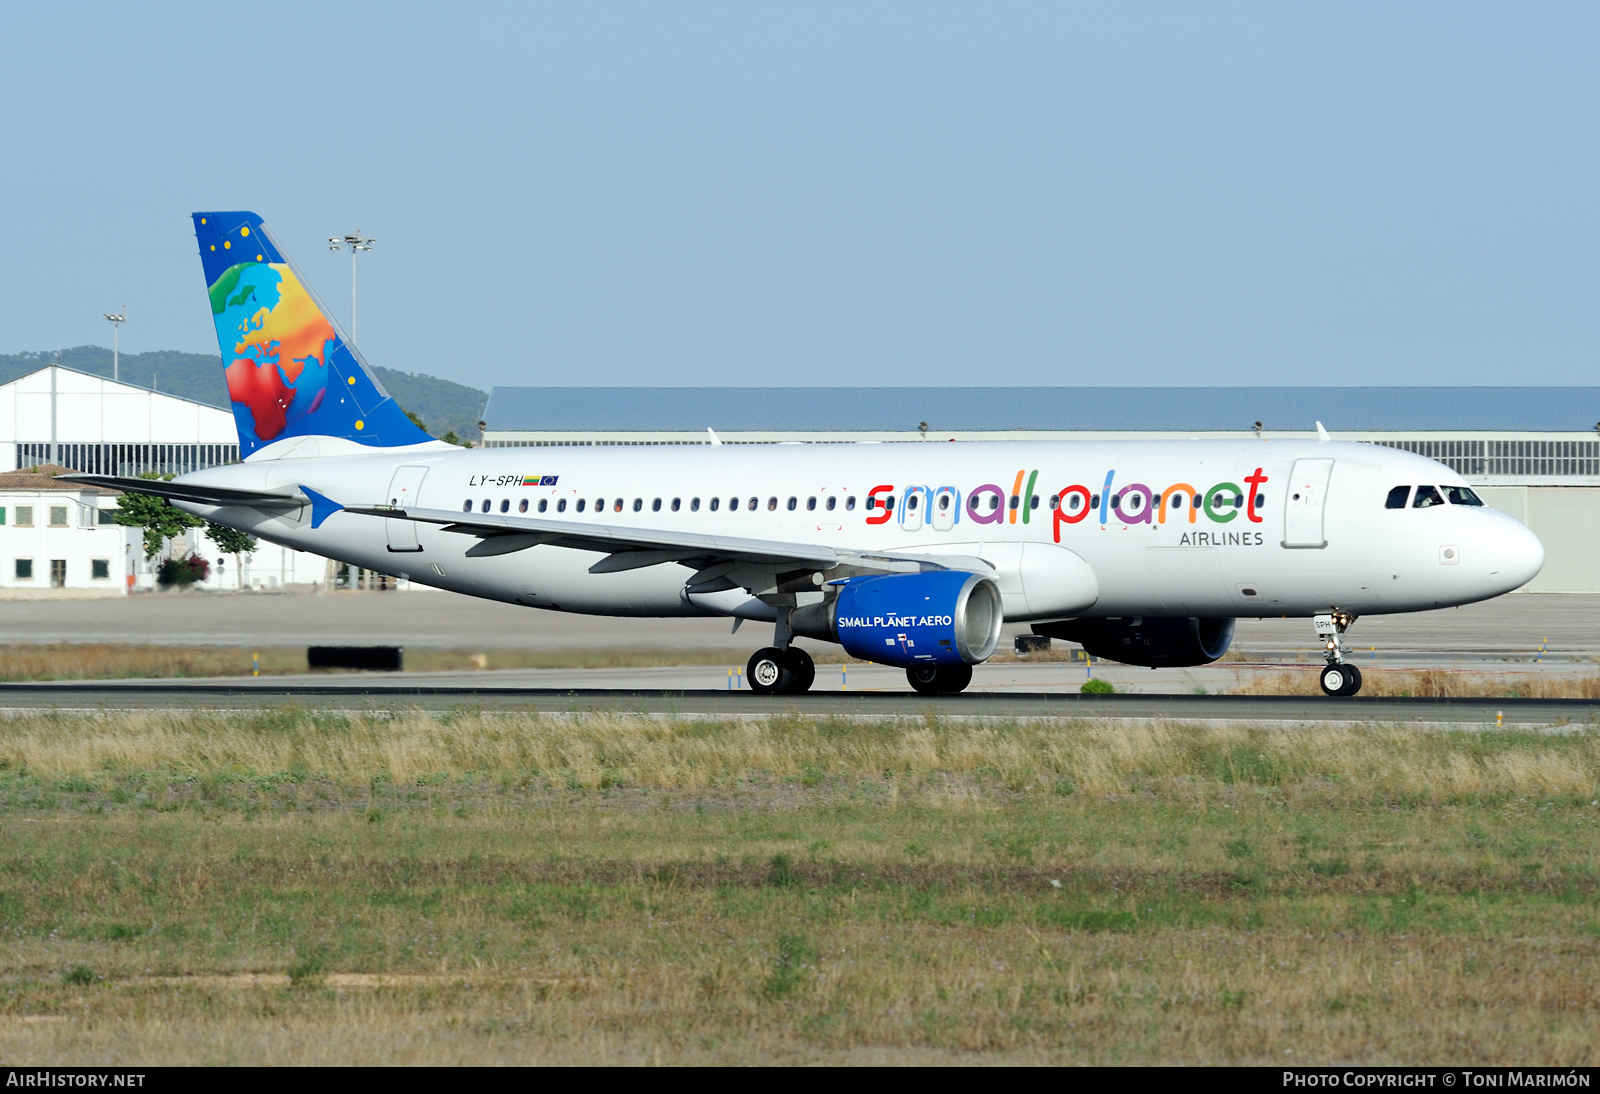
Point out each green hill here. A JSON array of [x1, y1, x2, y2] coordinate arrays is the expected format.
[[0, 347, 487, 441]]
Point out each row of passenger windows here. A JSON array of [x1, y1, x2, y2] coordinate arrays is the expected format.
[[465, 495, 863, 515], [462, 488, 1269, 517], [1385, 485, 1484, 510]]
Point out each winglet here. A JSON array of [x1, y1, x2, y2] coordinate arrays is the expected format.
[[707, 427, 722, 447], [1315, 420, 1330, 443], [300, 486, 344, 529]]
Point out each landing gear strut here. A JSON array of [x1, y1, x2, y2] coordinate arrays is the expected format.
[[1314, 610, 1363, 697]]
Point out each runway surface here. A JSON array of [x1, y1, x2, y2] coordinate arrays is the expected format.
[[1, 588, 1595, 660], [1, 675, 1593, 724]]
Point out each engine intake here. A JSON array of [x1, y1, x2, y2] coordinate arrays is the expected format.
[[1032, 616, 1235, 668], [791, 571, 1003, 668]]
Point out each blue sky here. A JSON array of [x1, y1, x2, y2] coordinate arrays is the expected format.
[[1, 2, 1595, 388]]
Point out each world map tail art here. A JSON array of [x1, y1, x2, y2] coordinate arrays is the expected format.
[[192, 212, 432, 457]]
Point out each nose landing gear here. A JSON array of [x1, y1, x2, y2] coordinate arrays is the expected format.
[[1314, 610, 1363, 696]]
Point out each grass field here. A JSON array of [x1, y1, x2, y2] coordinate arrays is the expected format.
[[0, 708, 1595, 1064]]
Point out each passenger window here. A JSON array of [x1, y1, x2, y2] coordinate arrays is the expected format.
[[1191, 494, 1201, 507], [1170, 495, 1182, 509], [1110, 494, 1120, 510], [787, 497, 797, 511], [1009, 496, 1019, 510], [1413, 485, 1445, 509], [1254, 494, 1265, 509], [615, 499, 625, 513], [884, 495, 894, 512], [481, 499, 491, 513], [942, 495, 952, 511], [1029, 496, 1039, 510], [989, 495, 999, 512], [1385, 486, 1410, 509], [806, 497, 816, 511], [596, 498, 605, 512], [866, 496, 876, 511], [710, 497, 720, 512], [826, 496, 836, 511], [1090, 494, 1100, 509], [500, 499, 509, 513], [652, 498, 661, 512], [845, 496, 856, 510], [632, 498, 642, 512], [1233, 494, 1243, 509], [670, 498, 679, 512], [768, 497, 777, 511], [907, 494, 919, 511], [518, 499, 528, 513], [1445, 486, 1484, 506], [749, 497, 758, 511], [577, 499, 587, 512], [557, 499, 566, 512], [539, 499, 549, 513], [462, 500, 471, 512], [690, 498, 700, 512]]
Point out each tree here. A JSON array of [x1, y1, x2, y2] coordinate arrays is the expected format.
[[113, 489, 203, 560], [404, 408, 427, 432], [439, 429, 472, 447], [205, 522, 258, 588]]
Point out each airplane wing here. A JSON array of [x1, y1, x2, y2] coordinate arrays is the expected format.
[[54, 473, 304, 509], [339, 501, 987, 593]]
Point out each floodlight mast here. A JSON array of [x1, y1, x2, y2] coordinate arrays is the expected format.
[[328, 232, 375, 344], [102, 309, 126, 382]]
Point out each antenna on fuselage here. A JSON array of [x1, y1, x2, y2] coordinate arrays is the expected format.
[[706, 428, 722, 447], [1315, 421, 1330, 443]]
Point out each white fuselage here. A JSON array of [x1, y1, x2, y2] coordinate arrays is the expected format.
[[174, 438, 1545, 627]]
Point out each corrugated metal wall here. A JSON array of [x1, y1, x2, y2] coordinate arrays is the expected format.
[[1477, 487, 1600, 593]]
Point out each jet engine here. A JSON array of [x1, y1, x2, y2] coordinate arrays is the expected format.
[[1031, 616, 1236, 668], [790, 571, 1003, 668]]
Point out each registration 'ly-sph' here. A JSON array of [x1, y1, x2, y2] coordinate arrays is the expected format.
[[63, 212, 1546, 699]]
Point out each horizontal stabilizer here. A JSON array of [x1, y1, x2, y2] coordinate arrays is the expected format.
[[55, 474, 302, 509]]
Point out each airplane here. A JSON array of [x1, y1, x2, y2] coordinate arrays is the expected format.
[[63, 211, 1547, 697]]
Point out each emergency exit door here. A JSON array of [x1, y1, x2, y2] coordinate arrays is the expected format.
[[1282, 458, 1333, 549], [384, 466, 428, 552]]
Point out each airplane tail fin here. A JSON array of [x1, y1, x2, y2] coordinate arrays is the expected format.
[[191, 212, 432, 458]]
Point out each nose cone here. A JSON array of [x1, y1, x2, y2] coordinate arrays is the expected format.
[[1481, 511, 1545, 595]]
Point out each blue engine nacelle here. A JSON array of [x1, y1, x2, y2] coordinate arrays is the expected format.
[[790, 571, 1004, 668]]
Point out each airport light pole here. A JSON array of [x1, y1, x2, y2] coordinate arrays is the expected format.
[[102, 308, 126, 382], [328, 232, 375, 344]]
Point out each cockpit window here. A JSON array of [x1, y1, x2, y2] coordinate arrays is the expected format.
[[1385, 486, 1410, 509], [1413, 485, 1445, 509], [1445, 486, 1484, 506]]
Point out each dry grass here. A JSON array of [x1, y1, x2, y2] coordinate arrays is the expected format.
[[0, 708, 1597, 800], [1231, 667, 1600, 699], [0, 709, 1596, 1064], [0, 643, 781, 681]]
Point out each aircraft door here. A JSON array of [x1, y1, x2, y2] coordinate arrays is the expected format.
[[384, 465, 429, 552], [1282, 458, 1333, 549], [900, 486, 929, 532], [931, 486, 958, 532]]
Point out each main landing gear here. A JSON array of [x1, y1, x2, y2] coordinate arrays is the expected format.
[[906, 663, 973, 696], [1315, 610, 1363, 697], [747, 646, 815, 696]]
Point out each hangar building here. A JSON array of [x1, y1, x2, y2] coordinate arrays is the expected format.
[[0, 366, 332, 592], [481, 386, 1600, 594]]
